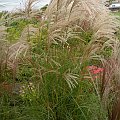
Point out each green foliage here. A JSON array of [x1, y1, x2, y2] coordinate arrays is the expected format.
[[6, 19, 28, 42]]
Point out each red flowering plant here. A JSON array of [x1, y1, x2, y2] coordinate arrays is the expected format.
[[87, 65, 104, 80], [85, 65, 104, 98]]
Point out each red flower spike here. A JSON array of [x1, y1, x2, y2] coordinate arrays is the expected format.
[[87, 65, 104, 74]]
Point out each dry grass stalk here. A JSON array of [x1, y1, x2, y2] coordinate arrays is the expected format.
[[93, 40, 120, 120], [5, 24, 39, 69], [46, 0, 119, 58], [17, 0, 40, 19]]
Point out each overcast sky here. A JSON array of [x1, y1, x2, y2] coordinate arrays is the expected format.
[[0, 0, 51, 11]]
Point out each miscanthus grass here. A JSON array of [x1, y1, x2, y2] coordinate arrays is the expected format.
[[0, 0, 120, 120]]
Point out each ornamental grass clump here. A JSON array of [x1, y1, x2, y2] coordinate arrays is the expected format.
[[0, 0, 120, 119], [45, 0, 120, 119]]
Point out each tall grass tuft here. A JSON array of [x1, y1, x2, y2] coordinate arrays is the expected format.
[[0, 0, 120, 119]]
